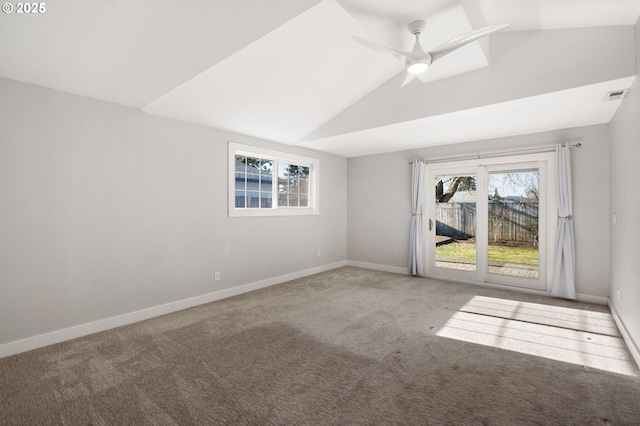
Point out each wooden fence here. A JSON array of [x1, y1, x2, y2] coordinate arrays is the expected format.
[[435, 202, 538, 243]]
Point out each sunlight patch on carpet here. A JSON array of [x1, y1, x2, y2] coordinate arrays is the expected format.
[[436, 296, 638, 377]]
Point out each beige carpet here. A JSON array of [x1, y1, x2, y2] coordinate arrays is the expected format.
[[1, 267, 639, 425]]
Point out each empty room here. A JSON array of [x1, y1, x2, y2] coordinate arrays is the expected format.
[[1, 0, 640, 424]]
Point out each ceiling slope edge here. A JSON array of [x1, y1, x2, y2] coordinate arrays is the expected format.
[[297, 75, 636, 158]]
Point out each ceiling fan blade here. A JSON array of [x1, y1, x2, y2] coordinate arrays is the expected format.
[[400, 72, 416, 87], [352, 35, 408, 61], [428, 23, 510, 63], [415, 72, 430, 83], [401, 70, 430, 87]]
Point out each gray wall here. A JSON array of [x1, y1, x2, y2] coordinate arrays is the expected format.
[[609, 17, 640, 355], [348, 124, 611, 299], [0, 77, 347, 345]]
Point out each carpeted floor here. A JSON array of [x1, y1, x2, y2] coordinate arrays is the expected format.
[[1, 266, 639, 425]]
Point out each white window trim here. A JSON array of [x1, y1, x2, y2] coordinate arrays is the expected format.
[[228, 142, 320, 217]]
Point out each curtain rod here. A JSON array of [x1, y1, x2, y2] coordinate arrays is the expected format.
[[408, 143, 582, 164]]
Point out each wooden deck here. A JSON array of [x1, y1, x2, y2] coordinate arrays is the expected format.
[[435, 256, 539, 278]]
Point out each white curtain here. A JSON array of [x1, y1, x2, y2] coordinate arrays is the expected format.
[[409, 160, 425, 276], [551, 144, 576, 299]]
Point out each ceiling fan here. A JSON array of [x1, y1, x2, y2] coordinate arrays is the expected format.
[[353, 20, 509, 85]]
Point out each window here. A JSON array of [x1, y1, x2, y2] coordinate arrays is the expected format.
[[229, 142, 319, 217], [277, 163, 310, 207], [234, 156, 274, 209]]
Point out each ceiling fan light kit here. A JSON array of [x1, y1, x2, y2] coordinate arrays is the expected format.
[[406, 62, 429, 74], [353, 20, 509, 80]]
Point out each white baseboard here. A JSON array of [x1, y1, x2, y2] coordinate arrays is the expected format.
[[347, 261, 608, 306], [575, 293, 608, 305], [0, 261, 347, 359], [608, 300, 640, 369], [347, 260, 409, 275]]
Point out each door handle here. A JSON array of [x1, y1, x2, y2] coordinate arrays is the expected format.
[[429, 218, 433, 231]]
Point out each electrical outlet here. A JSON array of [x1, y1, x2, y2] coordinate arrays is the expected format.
[[317, 250, 321, 257], [215, 271, 220, 281]]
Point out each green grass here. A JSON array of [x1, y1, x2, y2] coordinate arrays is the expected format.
[[436, 242, 538, 265]]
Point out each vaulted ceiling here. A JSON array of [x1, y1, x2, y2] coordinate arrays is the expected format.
[[1, 0, 639, 157]]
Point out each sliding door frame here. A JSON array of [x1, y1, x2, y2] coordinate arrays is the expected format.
[[424, 152, 557, 292]]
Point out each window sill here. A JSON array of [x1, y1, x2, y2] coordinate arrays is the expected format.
[[228, 207, 319, 218]]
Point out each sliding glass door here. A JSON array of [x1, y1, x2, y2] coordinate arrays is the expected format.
[[487, 168, 540, 280], [425, 153, 555, 291], [432, 170, 478, 282]]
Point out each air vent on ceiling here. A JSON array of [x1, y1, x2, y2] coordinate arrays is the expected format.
[[603, 89, 629, 101]]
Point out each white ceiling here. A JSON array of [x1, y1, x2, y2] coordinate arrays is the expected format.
[[1, 0, 639, 157]]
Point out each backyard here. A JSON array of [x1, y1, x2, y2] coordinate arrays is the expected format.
[[436, 240, 539, 265], [435, 239, 539, 278]]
